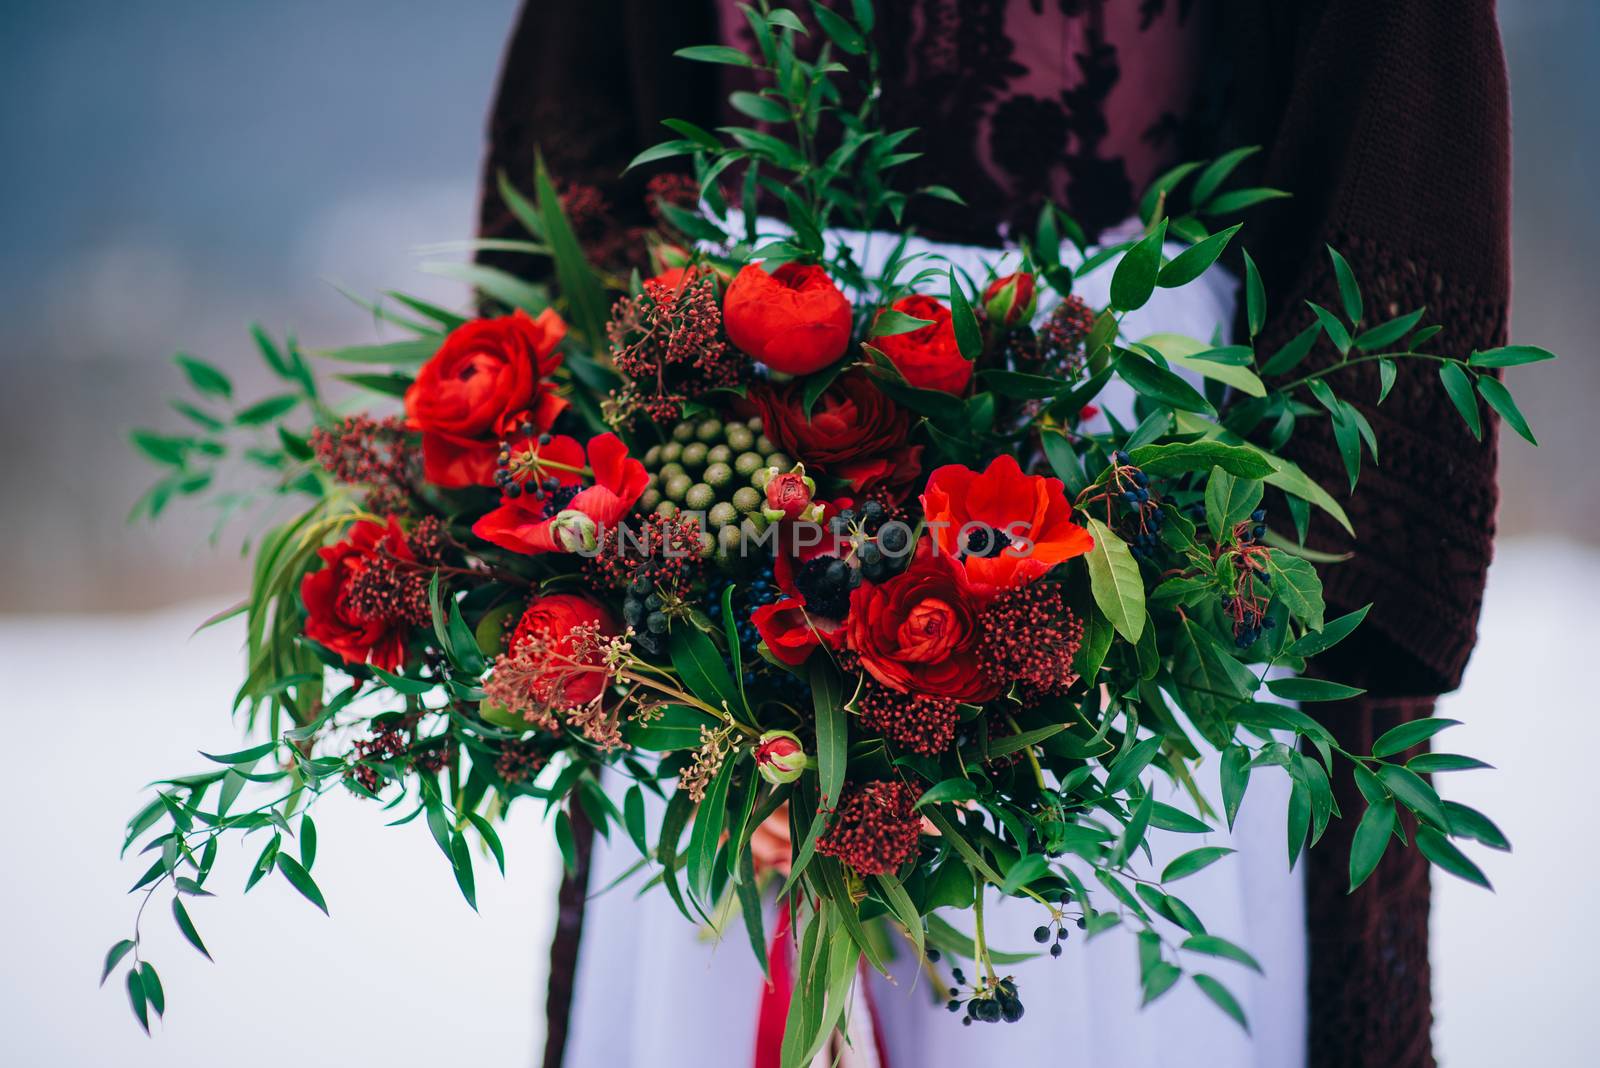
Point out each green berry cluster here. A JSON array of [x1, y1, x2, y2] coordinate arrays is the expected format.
[[640, 415, 793, 567]]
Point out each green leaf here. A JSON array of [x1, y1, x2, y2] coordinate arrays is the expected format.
[[1377, 358, 1398, 403], [126, 968, 150, 1034], [1377, 765, 1450, 831], [1109, 219, 1168, 311], [171, 897, 211, 961], [1372, 718, 1461, 758], [1242, 250, 1265, 338], [299, 814, 318, 869], [1407, 752, 1493, 774], [1477, 377, 1538, 446], [1439, 363, 1483, 440], [1139, 333, 1265, 398], [1202, 187, 1290, 215], [870, 309, 935, 337], [101, 939, 136, 985], [1267, 549, 1325, 630], [1163, 846, 1235, 883], [947, 267, 982, 361], [875, 873, 925, 964], [624, 785, 649, 857], [1220, 745, 1251, 830], [811, 658, 846, 809], [916, 778, 981, 808], [1116, 350, 1215, 415], [1265, 677, 1364, 702], [1193, 146, 1261, 206], [1348, 799, 1394, 892], [317, 337, 438, 366], [1326, 246, 1363, 324], [1204, 466, 1264, 541], [1468, 344, 1557, 368], [1158, 224, 1240, 288], [1416, 825, 1491, 888], [624, 138, 704, 173], [1306, 302, 1351, 355], [1444, 801, 1511, 851], [1127, 440, 1273, 480], [275, 854, 329, 915], [674, 44, 753, 66], [1183, 933, 1262, 973], [1083, 517, 1145, 643], [979, 370, 1069, 399], [735, 848, 769, 976], [1105, 736, 1163, 794], [668, 623, 741, 713], [175, 353, 233, 399], [200, 741, 278, 766], [811, 1, 867, 53], [234, 394, 299, 426], [137, 962, 164, 1017], [450, 831, 478, 911], [535, 154, 609, 346], [1193, 974, 1250, 1032], [1260, 321, 1321, 376], [465, 812, 506, 875], [1139, 159, 1204, 224], [1287, 604, 1369, 657], [1354, 307, 1425, 352]]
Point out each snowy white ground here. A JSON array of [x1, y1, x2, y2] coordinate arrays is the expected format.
[[0, 537, 1593, 1067]]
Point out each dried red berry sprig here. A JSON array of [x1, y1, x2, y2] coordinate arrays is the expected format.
[[311, 414, 420, 514], [855, 681, 960, 755], [815, 779, 923, 877], [605, 276, 747, 426], [977, 582, 1084, 705]]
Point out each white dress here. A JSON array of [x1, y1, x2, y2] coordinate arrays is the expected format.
[[562, 222, 1307, 1068]]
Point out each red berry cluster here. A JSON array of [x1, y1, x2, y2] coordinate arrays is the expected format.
[[645, 172, 700, 227], [341, 521, 443, 630], [855, 680, 960, 755], [816, 779, 923, 877], [495, 739, 547, 785], [587, 512, 705, 598], [977, 582, 1084, 705], [348, 716, 417, 794], [1036, 295, 1095, 376], [311, 415, 418, 513], [607, 277, 746, 424]]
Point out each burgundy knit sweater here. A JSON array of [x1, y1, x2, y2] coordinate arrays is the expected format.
[[476, 4, 1510, 1066]]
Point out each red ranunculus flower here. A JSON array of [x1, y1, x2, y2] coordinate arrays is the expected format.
[[754, 371, 923, 498], [300, 517, 419, 672], [404, 308, 569, 488], [751, 596, 840, 666], [844, 552, 996, 701], [921, 453, 1094, 592], [871, 294, 972, 394], [764, 468, 814, 521], [473, 432, 648, 555], [508, 593, 619, 706], [723, 262, 852, 374]]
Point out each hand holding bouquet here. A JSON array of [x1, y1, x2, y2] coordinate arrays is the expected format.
[[114, 2, 1549, 1056]]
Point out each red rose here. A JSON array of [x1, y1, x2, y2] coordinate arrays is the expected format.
[[871, 294, 972, 394], [751, 595, 841, 666], [508, 593, 619, 706], [404, 309, 569, 488], [921, 453, 1094, 592], [473, 432, 648, 556], [982, 271, 1037, 327], [300, 517, 420, 672], [754, 371, 922, 498], [723, 262, 852, 374], [844, 552, 996, 701]]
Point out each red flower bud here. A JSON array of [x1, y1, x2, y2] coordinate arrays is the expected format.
[[754, 730, 807, 784], [764, 468, 815, 521], [982, 271, 1037, 328]]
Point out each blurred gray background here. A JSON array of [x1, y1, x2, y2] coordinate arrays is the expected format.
[[0, 2, 1594, 1067]]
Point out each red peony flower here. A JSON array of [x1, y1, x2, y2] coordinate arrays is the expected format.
[[751, 595, 841, 666], [982, 271, 1037, 327], [921, 453, 1094, 592], [300, 517, 422, 672], [404, 309, 569, 488], [507, 593, 620, 707], [815, 780, 923, 876], [753, 371, 923, 498], [871, 293, 972, 394], [723, 262, 852, 374], [844, 552, 997, 702], [473, 432, 648, 556]]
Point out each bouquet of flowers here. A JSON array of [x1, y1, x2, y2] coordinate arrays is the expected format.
[[113, 1, 1550, 1056]]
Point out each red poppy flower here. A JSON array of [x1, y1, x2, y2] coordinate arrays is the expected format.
[[723, 262, 852, 374], [300, 517, 420, 672], [844, 552, 996, 701], [871, 294, 972, 394], [920, 454, 1094, 592], [472, 433, 648, 555], [404, 309, 569, 488], [751, 596, 842, 666]]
